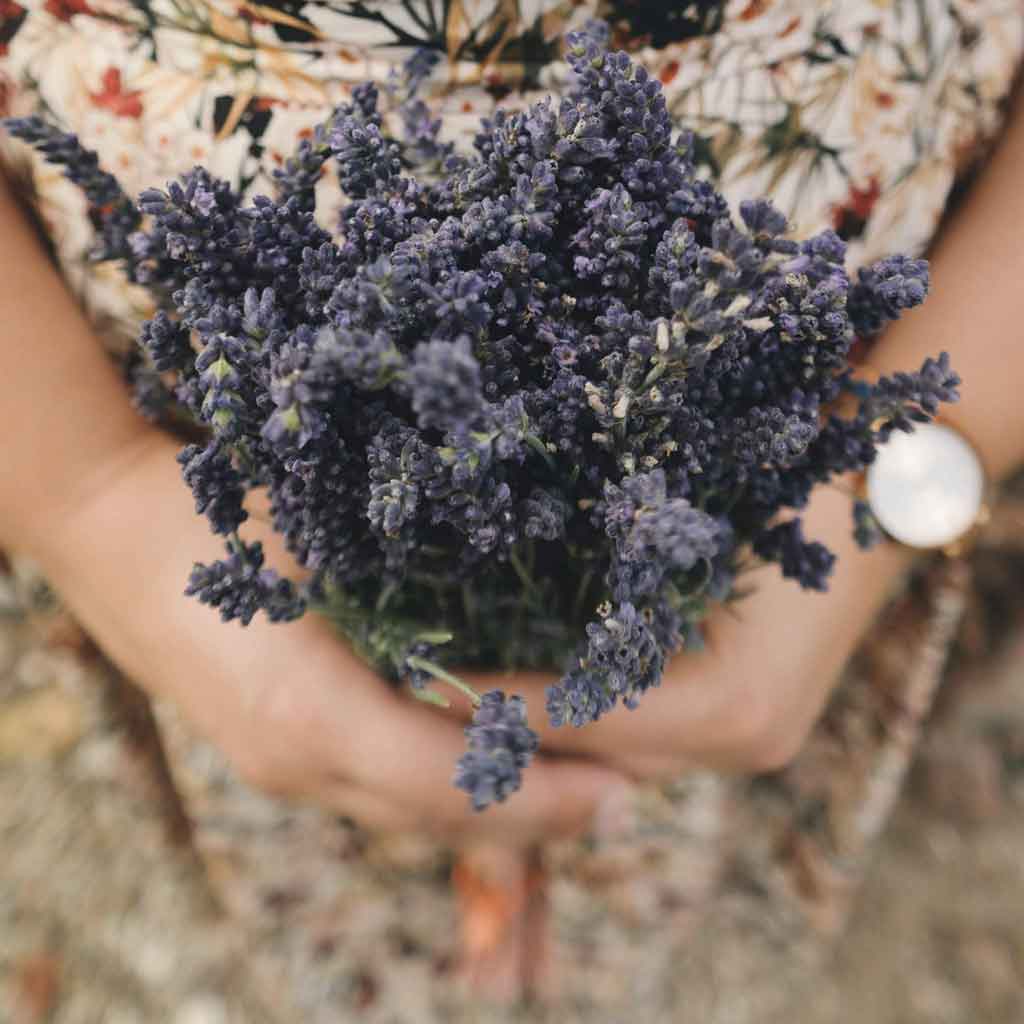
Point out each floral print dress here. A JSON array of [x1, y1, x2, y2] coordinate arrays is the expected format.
[[1, 1, 1022, 351]]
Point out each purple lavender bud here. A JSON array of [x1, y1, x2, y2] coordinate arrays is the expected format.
[[849, 254, 930, 337], [454, 691, 539, 811], [521, 488, 569, 541], [852, 500, 883, 550], [754, 519, 835, 591], [862, 351, 960, 438], [604, 471, 719, 575], [330, 114, 402, 199], [368, 476, 419, 540], [630, 497, 720, 571], [402, 639, 436, 690], [407, 336, 486, 435], [126, 357, 173, 422], [4, 116, 141, 265], [582, 602, 665, 707], [140, 311, 192, 373], [546, 669, 614, 728], [190, 182, 217, 217], [739, 198, 788, 238], [801, 229, 847, 266], [317, 326, 404, 391], [177, 442, 248, 536], [186, 540, 305, 626]]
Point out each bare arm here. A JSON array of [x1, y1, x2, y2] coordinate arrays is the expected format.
[[491, 85, 1024, 775], [871, 81, 1024, 482], [0, 176, 158, 552], [0, 169, 623, 839]]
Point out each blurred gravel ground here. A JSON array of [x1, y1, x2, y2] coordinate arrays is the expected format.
[[1, 560, 1022, 1024]]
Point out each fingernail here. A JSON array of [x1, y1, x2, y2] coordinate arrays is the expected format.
[[591, 783, 637, 843]]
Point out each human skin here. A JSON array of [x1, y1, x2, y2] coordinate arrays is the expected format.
[[1, 82, 1023, 833], [465, 80, 1024, 782], [0, 174, 626, 844]]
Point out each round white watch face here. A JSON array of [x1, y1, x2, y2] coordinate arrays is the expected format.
[[866, 422, 984, 549]]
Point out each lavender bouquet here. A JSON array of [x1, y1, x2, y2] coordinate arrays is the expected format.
[[6, 23, 957, 811]]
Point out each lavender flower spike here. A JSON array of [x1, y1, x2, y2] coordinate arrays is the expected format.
[[454, 692, 539, 811]]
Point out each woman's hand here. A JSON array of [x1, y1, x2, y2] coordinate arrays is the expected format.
[[0, 175, 626, 845], [466, 483, 913, 783], [462, 78, 1024, 785], [30, 430, 627, 844]]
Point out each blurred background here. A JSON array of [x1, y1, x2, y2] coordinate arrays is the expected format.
[[1, 475, 1023, 1024]]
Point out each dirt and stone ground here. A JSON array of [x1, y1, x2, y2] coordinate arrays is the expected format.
[[1, 560, 1022, 1024]]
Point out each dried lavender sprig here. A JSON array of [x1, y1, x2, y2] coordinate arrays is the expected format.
[[454, 691, 540, 811], [4, 116, 141, 265], [186, 538, 306, 626]]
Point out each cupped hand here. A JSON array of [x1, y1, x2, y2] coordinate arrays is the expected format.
[[465, 483, 913, 782], [32, 430, 627, 844]]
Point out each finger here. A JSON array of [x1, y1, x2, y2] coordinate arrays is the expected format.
[[334, 691, 630, 845], [267, 609, 629, 840], [317, 778, 424, 834], [463, 487, 910, 772], [480, 667, 744, 772], [457, 651, 734, 768], [425, 683, 694, 781]]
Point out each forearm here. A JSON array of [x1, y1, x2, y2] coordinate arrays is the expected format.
[[785, 97, 1024, 688], [868, 80, 1024, 482], [0, 170, 156, 555]]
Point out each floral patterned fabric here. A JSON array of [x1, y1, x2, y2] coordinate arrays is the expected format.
[[1, 1, 1022, 353]]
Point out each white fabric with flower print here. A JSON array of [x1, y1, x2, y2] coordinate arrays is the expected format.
[[0, 0, 1021, 352]]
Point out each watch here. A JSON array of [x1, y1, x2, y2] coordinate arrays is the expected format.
[[864, 420, 989, 553]]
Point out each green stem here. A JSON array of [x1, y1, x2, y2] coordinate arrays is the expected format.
[[526, 434, 557, 471], [412, 687, 452, 709], [416, 630, 455, 645], [406, 656, 482, 707], [572, 565, 597, 625], [509, 550, 544, 607], [461, 582, 478, 634], [642, 360, 667, 389]]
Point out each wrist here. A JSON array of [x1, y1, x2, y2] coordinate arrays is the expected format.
[[20, 428, 212, 704], [801, 475, 915, 643]]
